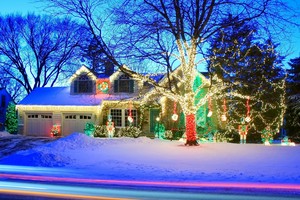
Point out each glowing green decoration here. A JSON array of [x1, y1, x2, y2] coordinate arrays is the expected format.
[[154, 122, 165, 139], [84, 122, 95, 137], [193, 75, 207, 128], [5, 102, 18, 134], [261, 126, 274, 144]]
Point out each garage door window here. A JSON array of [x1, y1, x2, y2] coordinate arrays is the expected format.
[[28, 114, 38, 118], [80, 115, 92, 119], [41, 114, 52, 119], [65, 115, 77, 119]]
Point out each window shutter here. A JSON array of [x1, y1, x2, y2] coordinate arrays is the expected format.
[[114, 80, 119, 93], [73, 81, 78, 93], [88, 80, 93, 93], [129, 80, 134, 93]]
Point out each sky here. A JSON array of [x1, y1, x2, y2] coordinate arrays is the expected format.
[[0, 0, 299, 69]]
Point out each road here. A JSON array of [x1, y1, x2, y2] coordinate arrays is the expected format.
[[0, 165, 300, 199]]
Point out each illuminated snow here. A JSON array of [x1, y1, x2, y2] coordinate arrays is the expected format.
[[0, 131, 299, 184]]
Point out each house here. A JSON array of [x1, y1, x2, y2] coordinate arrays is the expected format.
[[0, 88, 14, 131], [17, 65, 214, 137]]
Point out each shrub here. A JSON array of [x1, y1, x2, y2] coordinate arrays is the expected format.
[[164, 130, 173, 140], [94, 125, 108, 137], [116, 126, 142, 138]]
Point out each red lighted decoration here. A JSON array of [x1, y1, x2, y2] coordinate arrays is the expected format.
[[207, 96, 213, 117], [97, 79, 110, 94], [128, 101, 134, 123], [185, 114, 197, 144], [245, 96, 251, 123], [221, 98, 227, 122], [172, 101, 178, 121], [51, 125, 60, 137]]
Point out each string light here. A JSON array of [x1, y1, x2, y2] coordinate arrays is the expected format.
[[207, 96, 213, 117], [69, 65, 97, 82], [172, 101, 178, 121], [245, 96, 251, 123], [221, 98, 227, 122]]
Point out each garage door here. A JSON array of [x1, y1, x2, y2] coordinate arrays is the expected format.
[[26, 114, 53, 137], [62, 114, 93, 136]]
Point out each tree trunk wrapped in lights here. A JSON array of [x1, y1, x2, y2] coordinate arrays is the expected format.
[[185, 114, 198, 145]]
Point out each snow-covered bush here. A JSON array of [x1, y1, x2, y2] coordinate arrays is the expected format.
[[94, 125, 108, 137], [116, 126, 142, 138]]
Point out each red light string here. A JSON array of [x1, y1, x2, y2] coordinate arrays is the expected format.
[[223, 98, 226, 113], [173, 101, 177, 114], [246, 96, 250, 117], [129, 101, 132, 117]]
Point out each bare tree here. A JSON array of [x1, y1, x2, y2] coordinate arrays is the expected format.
[[0, 14, 88, 97], [41, 0, 299, 145]]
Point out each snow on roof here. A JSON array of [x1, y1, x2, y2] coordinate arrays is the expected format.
[[18, 87, 135, 106]]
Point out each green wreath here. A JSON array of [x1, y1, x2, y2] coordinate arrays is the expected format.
[[98, 82, 109, 93]]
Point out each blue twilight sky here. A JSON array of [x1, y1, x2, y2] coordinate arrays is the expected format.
[[0, 0, 299, 69]]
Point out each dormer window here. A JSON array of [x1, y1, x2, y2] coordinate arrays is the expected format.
[[114, 74, 134, 93], [73, 73, 94, 94]]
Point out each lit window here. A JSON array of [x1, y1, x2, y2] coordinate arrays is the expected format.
[[110, 109, 122, 127], [125, 109, 137, 127], [110, 109, 138, 127]]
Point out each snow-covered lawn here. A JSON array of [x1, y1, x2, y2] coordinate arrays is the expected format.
[[0, 131, 299, 184]]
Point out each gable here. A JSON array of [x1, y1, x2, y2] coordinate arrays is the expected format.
[[69, 65, 97, 95]]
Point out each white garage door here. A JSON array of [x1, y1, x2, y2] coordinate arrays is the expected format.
[[62, 114, 93, 136], [26, 114, 53, 137]]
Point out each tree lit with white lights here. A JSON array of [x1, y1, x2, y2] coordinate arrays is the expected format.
[[42, 0, 299, 145]]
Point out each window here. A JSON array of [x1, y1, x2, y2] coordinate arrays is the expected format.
[[73, 74, 94, 94], [28, 114, 38, 119], [125, 109, 137, 127], [110, 109, 122, 127], [110, 109, 138, 127], [65, 115, 76, 119], [80, 115, 92, 119], [114, 75, 134, 93], [1, 95, 5, 108], [41, 114, 52, 119]]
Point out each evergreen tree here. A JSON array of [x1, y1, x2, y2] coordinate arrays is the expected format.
[[82, 37, 115, 76], [285, 57, 300, 141], [5, 102, 18, 134], [207, 18, 286, 142]]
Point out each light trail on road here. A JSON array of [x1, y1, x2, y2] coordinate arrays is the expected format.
[[1, 173, 300, 192], [0, 180, 299, 200], [0, 165, 299, 199]]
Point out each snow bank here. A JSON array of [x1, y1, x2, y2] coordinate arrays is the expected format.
[[0, 132, 299, 184], [0, 131, 12, 137]]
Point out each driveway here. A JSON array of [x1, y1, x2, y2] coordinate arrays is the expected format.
[[0, 135, 55, 158]]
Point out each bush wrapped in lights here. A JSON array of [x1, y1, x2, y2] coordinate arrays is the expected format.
[[116, 126, 142, 138], [93, 125, 108, 137]]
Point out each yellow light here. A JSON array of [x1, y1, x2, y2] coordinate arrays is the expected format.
[[69, 65, 97, 82], [207, 110, 213, 117]]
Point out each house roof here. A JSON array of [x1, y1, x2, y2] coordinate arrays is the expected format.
[[18, 87, 135, 106]]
